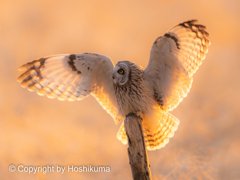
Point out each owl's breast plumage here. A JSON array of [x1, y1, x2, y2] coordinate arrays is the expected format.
[[114, 80, 155, 117]]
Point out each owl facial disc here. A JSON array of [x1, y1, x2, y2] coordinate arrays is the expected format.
[[113, 61, 129, 86]]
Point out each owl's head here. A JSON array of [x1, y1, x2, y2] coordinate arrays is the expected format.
[[113, 61, 143, 86]]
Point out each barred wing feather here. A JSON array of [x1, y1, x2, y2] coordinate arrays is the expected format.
[[17, 53, 123, 124], [144, 20, 210, 111]]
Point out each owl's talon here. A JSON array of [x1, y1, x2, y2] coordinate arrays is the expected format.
[[135, 111, 143, 120], [126, 112, 143, 121]]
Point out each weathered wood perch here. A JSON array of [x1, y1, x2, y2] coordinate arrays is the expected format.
[[124, 112, 152, 180]]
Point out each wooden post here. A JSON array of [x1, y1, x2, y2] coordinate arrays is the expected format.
[[124, 112, 152, 180]]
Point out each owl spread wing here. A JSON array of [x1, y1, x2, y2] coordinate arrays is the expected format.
[[17, 53, 123, 124], [143, 20, 210, 111]]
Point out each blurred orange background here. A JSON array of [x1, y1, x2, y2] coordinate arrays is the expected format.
[[1, 0, 240, 179]]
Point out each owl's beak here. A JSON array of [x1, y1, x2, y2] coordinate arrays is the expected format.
[[112, 75, 118, 84], [113, 79, 118, 84]]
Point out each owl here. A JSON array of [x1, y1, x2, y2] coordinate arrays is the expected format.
[[17, 20, 210, 150]]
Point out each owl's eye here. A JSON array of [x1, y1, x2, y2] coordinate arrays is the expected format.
[[118, 69, 124, 75]]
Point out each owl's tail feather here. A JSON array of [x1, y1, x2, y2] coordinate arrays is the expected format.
[[116, 121, 128, 145], [116, 112, 179, 151], [143, 112, 179, 151]]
